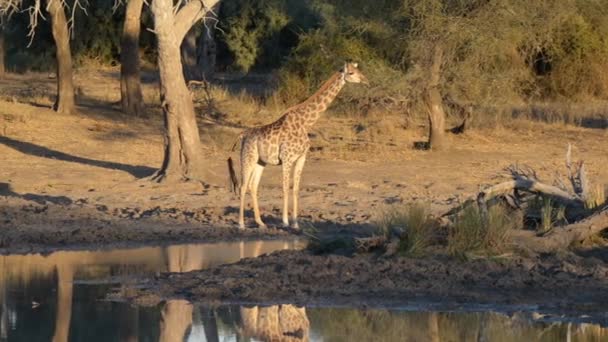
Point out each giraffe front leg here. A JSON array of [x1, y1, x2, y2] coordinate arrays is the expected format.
[[250, 164, 267, 229], [281, 163, 292, 228], [291, 153, 307, 230]]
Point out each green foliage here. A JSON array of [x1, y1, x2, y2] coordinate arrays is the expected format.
[[375, 203, 436, 256], [72, 1, 123, 66], [218, 0, 319, 72], [448, 204, 514, 258]]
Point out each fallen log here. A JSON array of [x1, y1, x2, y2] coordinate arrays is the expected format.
[[441, 178, 582, 219], [511, 207, 608, 253]]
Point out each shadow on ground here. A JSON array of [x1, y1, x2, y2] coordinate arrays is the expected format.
[[0, 182, 73, 205], [0, 135, 155, 178]]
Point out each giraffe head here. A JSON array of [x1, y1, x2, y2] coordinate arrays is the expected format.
[[342, 62, 369, 85]]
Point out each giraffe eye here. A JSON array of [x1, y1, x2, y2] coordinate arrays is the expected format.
[[348, 72, 355, 75]]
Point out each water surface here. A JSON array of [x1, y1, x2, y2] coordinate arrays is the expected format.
[[1, 239, 606, 341]]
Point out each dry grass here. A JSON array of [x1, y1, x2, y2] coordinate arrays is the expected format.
[[448, 204, 515, 258], [375, 203, 436, 256], [585, 184, 606, 210]]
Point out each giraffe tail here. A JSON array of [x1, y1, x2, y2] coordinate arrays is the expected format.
[[228, 131, 246, 195], [227, 157, 239, 195], [230, 131, 246, 152]]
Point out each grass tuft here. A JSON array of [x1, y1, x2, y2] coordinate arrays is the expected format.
[[448, 204, 514, 258], [375, 203, 436, 256]]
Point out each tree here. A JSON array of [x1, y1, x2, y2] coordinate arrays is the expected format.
[[149, 0, 220, 182], [120, 0, 145, 116], [46, 0, 75, 114], [0, 0, 80, 114], [424, 45, 446, 150]]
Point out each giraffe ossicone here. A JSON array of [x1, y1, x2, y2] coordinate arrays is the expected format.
[[228, 62, 369, 229]]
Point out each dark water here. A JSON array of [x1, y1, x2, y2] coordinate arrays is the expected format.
[[1, 240, 607, 342]]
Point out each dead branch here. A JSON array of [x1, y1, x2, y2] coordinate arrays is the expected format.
[[478, 178, 581, 207], [441, 144, 606, 253], [442, 177, 581, 220]]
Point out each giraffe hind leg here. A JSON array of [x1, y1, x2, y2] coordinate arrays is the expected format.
[[239, 165, 254, 229], [291, 153, 307, 230], [281, 162, 293, 228], [250, 163, 266, 229], [239, 141, 258, 229]]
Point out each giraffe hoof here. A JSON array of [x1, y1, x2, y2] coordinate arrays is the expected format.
[[257, 223, 268, 230], [291, 222, 300, 230]]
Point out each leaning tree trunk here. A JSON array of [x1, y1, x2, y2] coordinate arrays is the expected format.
[[120, 0, 145, 117], [150, 0, 218, 182], [424, 45, 446, 150], [46, 0, 75, 114]]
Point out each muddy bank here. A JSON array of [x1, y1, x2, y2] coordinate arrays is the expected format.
[[0, 178, 380, 253], [128, 248, 608, 311], [0, 193, 294, 254]]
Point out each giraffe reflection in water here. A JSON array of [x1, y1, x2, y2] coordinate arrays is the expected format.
[[239, 305, 310, 342], [158, 302, 310, 342]]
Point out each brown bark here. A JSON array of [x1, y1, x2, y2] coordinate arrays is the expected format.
[[425, 45, 446, 150], [173, 0, 221, 43], [46, 0, 75, 115], [120, 0, 145, 117], [150, 0, 217, 182]]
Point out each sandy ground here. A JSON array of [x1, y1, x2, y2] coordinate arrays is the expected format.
[[0, 71, 607, 254]]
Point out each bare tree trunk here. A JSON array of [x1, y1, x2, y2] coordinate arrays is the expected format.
[[46, 0, 75, 115], [425, 45, 446, 150], [150, 0, 218, 182], [0, 24, 5, 78], [120, 0, 145, 117], [181, 27, 199, 81]]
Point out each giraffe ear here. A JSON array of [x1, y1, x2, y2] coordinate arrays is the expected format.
[[353, 62, 358, 68], [343, 62, 348, 73]]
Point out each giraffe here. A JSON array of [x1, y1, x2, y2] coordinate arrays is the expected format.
[[228, 62, 369, 229]]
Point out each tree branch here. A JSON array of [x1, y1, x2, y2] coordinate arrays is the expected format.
[[173, 0, 219, 44]]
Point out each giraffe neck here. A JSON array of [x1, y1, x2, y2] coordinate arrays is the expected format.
[[296, 71, 346, 128]]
